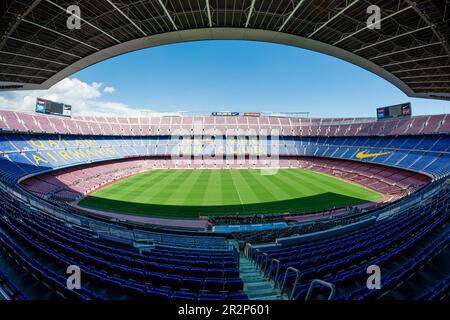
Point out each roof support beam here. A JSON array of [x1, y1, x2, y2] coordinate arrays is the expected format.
[[392, 65, 450, 74], [46, 0, 121, 44], [9, 37, 82, 58], [369, 42, 441, 60], [0, 0, 42, 51], [0, 73, 47, 79], [157, 0, 178, 30], [0, 50, 68, 66], [407, 80, 450, 84], [205, 0, 213, 27], [23, 19, 99, 51], [334, 6, 412, 46], [401, 74, 450, 80], [405, 0, 450, 57], [308, 0, 359, 38], [354, 26, 430, 53], [382, 55, 448, 68], [245, 0, 256, 28], [279, 0, 307, 32], [105, 0, 147, 37], [0, 62, 57, 73], [411, 86, 450, 90]]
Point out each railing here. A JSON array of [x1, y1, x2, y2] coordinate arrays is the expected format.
[[305, 279, 336, 301], [232, 243, 240, 267], [254, 250, 265, 268], [244, 242, 252, 258], [280, 267, 301, 300], [261, 253, 269, 272], [265, 259, 281, 288]]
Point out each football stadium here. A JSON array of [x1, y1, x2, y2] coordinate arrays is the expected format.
[[0, 0, 449, 307]]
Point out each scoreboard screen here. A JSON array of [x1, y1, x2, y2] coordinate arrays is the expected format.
[[35, 98, 72, 117], [377, 103, 411, 120]]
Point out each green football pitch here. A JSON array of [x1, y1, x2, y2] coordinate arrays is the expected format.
[[79, 168, 382, 218]]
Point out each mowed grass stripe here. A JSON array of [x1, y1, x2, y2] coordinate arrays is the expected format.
[[180, 170, 211, 206], [147, 169, 193, 204], [166, 169, 203, 204], [262, 169, 310, 198], [281, 168, 333, 195], [126, 170, 173, 203], [296, 169, 358, 194], [282, 168, 363, 199], [237, 170, 278, 203], [121, 169, 172, 201], [221, 170, 242, 205], [245, 169, 294, 201], [201, 169, 222, 206], [91, 169, 169, 200], [230, 170, 263, 204], [288, 169, 380, 201], [79, 168, 382, 217]]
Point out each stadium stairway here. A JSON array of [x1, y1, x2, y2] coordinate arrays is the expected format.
[[239, 255, 287, 300]]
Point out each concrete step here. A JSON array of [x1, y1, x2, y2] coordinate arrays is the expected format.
[[239, 255, 287, 300]]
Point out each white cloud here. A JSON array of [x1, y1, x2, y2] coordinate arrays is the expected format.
[[0, 78, 171, 117], [104, 86, 115, 94]]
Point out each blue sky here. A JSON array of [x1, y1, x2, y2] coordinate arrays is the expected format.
[[74, 40, 449, 117], [1, 40, 449, 117]]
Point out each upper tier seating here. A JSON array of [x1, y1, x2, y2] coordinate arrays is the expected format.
[[0, 111, 448, 137], [0, 133, 448, 182]]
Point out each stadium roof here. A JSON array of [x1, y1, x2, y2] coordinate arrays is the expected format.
[[0, 0, 449, 100]]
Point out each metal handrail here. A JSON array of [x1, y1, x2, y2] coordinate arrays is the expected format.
[[280, 267, 301, 300], [256, 252, 265, 270], [255, 250, 265, 268], [305, 279, 336, 301], [261, 253, 269, 271], [263, 257, 273, 277], [265, 259, 280, 283], [244, 243, 252, 258], [252, 248, 261, 265]]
